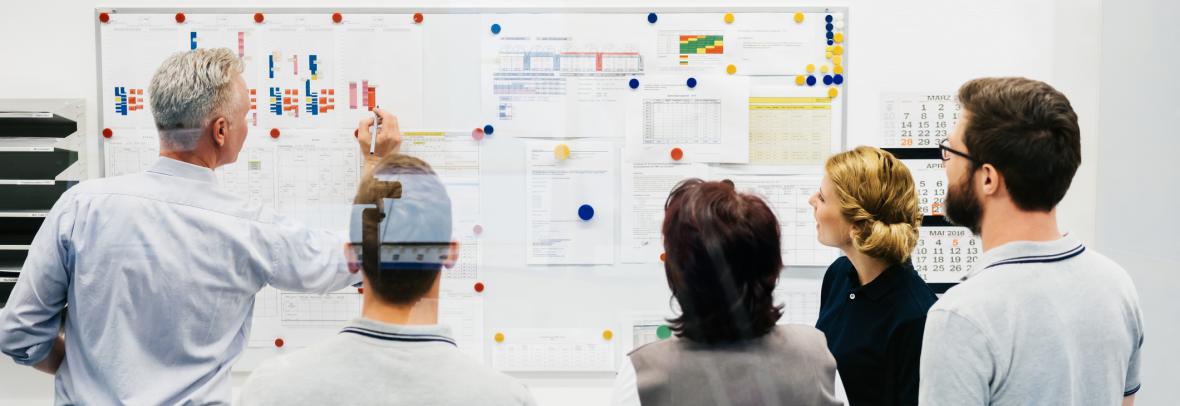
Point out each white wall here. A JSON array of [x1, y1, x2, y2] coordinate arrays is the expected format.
[[1095, 0, 1180, 404], [1, 0, 1159, 404]]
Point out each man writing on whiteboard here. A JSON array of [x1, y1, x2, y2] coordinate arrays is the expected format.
[[919, 77, 1145, 405], [0, 48, 400, 404]]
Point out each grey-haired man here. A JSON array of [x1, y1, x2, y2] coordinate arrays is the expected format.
[[0, 48, 398, 404]]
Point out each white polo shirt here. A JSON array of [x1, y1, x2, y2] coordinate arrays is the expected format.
[[919, 236, 1144, 405]]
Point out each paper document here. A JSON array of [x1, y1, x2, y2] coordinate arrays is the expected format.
[[481, 14, 654, 138], [491, 328, 616, 372], [775, 277, 822, 326], [748, 94, 833, 165], [525, 140, 618, 265], [620, 161, 708, 263], [626, 76, 750, 163]]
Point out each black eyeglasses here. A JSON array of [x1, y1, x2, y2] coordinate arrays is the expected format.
[[938, 139, 981, 164]]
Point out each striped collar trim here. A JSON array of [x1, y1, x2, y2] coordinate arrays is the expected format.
[[339, 326, 457, 347], [962, 237, 1086, 281], [984, 244, 1085, 269]]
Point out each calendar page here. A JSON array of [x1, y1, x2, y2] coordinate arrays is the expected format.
[[904, 159, 948, 216], [881, 93, 960, 148], [913, 225, 981, 284]]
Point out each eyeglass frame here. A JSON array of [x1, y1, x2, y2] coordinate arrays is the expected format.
[[938, 139, 983, 165]]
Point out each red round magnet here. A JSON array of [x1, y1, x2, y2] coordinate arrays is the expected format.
[[474, 282, 485, 293], [274, 338, 284, 348], [175, 12, 186, 24], [471, 127, 485, 141], [269, 128, 280, 139], [670, 147, 684, 161], [413, 13, 424, 24], [332, 12, 343, 23], [98, 12, 110, 23], [102, 128, 113, 138], [253, 13, 264, 23]]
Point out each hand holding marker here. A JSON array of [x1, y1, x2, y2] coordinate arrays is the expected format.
[[369, 106, 380, 156]]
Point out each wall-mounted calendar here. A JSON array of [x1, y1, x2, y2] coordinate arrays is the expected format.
[[913, 221, 982, 285], [880, 93, 960, 149]]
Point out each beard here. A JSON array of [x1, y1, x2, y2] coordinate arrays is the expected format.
[[945, 173, 983, 235]]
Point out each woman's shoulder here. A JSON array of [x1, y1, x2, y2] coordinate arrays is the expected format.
[[827, 255, 853, 271], [768, 325, 838, 367], [894, 261, 939, 309], [820, 256, 853, 287], [772, 324, 833, 351]]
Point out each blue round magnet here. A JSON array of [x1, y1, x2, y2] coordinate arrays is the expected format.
[[578, 204, 595, 221], [483, 124, 494, 135], [490, 23, 501, 34], [826, 31, 834, 40], [833, 74, 844, 85], [647, 12, 658, 23], [823, 75, 833, 85], [826, 23, 833, 31], [629, 78, 640, 89], [686, 77, 697, 88], [806, 75, 817, 86], [825, 15, 833, 23], [828, 39, 835, 46]]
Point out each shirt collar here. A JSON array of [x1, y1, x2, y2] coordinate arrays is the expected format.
[[146, 157, 218, 184], [846, 260, 913, 301], [339, 318, 456, 347], [963, 236, 1086, 281]]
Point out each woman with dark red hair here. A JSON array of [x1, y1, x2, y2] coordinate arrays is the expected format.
[[610, 179, 841, 406]]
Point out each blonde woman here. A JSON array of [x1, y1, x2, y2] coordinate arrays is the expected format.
[[809, 146, 936, 406]]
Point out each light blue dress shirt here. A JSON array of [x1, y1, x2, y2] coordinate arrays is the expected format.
[[0, 157, 361, 405]]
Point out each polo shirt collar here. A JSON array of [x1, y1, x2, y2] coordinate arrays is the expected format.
[[339, 317, 457, 347], [846, 260, 913, 301], [963, 236, 1086, 281], [146, 157, 218, 184]]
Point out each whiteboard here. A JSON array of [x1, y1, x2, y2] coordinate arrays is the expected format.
[[95, 6, 849, 373]]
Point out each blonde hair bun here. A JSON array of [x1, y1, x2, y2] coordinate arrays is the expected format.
[[825, 146, 923, 264]]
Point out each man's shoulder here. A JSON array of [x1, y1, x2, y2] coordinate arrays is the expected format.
[[64, 173, 143, 196], [243, 337, 534, 406], [927, 274, 1005, 322], [932, 246, 1139, 320]]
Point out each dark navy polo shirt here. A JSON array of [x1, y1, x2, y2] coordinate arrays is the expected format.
[[815, 257, 937, 406]]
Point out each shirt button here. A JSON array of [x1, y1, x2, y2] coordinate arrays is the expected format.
[[849, 293, 856, 300]]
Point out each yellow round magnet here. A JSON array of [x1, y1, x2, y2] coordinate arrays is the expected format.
[[724, 13, 734, 24], [602, 329, 614, 340], [554, 143, 571, 160], [726, 64, 737, 75], [833, 45, 844, 55], [833, 55, 842, 65], [806, 64, 815, 73], [834, 65, 844, 74], [834, 32, 844, 43], [494, 332, 505, 343], [795, 75, 806, 86], [820, 65, 829, 74], [793, 12, 804, 23], [828, 87, 839, 98]]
